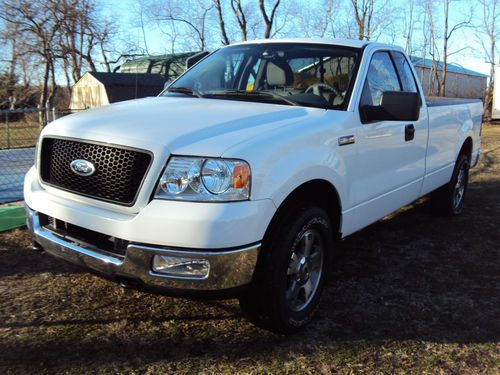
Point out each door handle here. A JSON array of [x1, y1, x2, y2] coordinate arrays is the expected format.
[[405, 124, 415, 141], [338, 135, 356, 146]]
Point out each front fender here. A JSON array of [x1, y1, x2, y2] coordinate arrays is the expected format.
[[222, 110, 358, 213]]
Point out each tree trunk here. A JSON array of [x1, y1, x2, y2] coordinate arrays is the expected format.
[[214, 0, 230, 45], [259, 0, 281, 38], [48, 58, 57, 109], [231, 0, 247, 41], [440, 0, 449, 97], [40, 60, 50, 108]]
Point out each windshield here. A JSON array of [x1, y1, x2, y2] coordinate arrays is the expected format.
[[162, 43, 361, 110]]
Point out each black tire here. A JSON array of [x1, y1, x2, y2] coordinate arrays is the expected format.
[[431, 153, 470, 216], [239, 204, 334, 334]]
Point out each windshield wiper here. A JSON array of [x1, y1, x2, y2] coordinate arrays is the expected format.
[[205, 90, 300, 106], [166, 86, 204, 98]]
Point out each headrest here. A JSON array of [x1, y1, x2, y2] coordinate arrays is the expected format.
[[266, 60, 293, 87]]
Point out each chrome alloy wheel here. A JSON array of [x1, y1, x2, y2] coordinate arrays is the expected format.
[[286, 229, 324, 312], [453, 165, 467, 209]]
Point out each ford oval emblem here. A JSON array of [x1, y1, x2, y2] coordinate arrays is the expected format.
[[70, 159, 96, 176]]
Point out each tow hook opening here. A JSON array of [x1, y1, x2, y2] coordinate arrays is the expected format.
[[30, 241, 44, 252], [117, 277, 143, 289]]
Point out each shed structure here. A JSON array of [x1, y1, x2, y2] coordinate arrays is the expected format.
[[115, 52, 197, 80], [70, 72, 166, 111], [410, 57, 487, 99]]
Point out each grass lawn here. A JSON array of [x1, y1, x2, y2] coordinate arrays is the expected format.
[[0, 119, 41, 150]]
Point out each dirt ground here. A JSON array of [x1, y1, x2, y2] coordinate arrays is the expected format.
[[1, 126, 499, 374]]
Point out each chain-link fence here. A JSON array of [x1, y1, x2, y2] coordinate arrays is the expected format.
[[0, 108, 77, 203]]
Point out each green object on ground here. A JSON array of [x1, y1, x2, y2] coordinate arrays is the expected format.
[[0, 205, 26, 232]]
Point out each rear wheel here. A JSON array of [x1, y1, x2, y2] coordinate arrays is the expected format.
[[239, 205, 333, 333], [431, 153, 470, 216]]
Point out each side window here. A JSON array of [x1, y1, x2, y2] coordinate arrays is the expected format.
[[392, 52, 418, 93], [361, 52, 401, 106]]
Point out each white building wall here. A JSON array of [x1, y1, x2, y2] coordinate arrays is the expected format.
[[492, 65, 500, 120]]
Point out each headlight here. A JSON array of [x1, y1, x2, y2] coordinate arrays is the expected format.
[[155, 156, 251, 202]]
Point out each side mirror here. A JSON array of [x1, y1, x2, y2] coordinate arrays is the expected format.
[[361, 91, 420, 123], [186, 51, 210, 69]]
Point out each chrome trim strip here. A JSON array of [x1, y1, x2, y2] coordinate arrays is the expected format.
[[39, 230, 124, 266], [26, 207, 260, 291], [29, 210, 123, 266]]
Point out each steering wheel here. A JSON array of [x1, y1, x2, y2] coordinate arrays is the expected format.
[[305, 82, 341, 97]]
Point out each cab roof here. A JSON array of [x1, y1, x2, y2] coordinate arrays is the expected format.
[[230, 38, 373, 49]]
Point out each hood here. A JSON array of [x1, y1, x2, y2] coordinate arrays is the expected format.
[[44, 96, 324, 157]]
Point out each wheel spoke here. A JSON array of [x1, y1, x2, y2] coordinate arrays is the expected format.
[[310, 251, 322, 271], [452, 166, 468, 209], [303, 231, 315, 256], [287, 253, 300, 275], [303, 279, 313, 301], [286, 279, 301, 307], [285, 227, 325, 312]]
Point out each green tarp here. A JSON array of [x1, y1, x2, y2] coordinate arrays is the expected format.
[[0, 205, 26, 232]]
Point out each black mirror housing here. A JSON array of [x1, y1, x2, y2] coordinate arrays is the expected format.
[[361, 91, 420, 123]]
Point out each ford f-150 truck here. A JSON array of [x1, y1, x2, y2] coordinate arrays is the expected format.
[[24, 38, 483, 333]]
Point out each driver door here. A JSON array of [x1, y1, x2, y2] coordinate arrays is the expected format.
[[351, 51, 428, 229]]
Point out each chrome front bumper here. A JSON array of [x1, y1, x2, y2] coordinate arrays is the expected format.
[[26, 207, 260, 292]]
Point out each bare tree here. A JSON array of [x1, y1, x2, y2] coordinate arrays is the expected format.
[[0, 0, 118, 108], [351, 0, 373, 40], [259, 0, 281, 38], [403, 0, 417, 56], [148, 0, 214, 51], [58, 0, 95, 84], [213, 0, 231, 44], [440, 0, 473, 96], [137, 0, 150, 54], [231, 0, 248, 41], [95, 20, 118, 72], [0, 22, 22, 99], [288, 0, 338, 38], [478, 0, 500, 117], [423, 0, 442, 96], [350, 0, 392, 41], [0, 0, 65, 107]]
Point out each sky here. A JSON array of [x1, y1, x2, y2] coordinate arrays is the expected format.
[[101, 0, 493, 77]]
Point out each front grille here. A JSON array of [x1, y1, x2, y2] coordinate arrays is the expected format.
[[40, 137, 152, 205]]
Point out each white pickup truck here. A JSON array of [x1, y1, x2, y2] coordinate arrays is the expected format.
[[24, 38, 483, 333]]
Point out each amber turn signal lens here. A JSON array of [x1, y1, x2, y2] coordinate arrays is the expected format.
[[233, 164, 250, 189]]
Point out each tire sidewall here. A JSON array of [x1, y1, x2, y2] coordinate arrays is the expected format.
[[269, 206, 333, 330], [450, 155, 470, 214]]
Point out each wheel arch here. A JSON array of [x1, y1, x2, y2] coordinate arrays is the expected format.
[[458, 136, 473, 163], [262, 179, 342, 247]]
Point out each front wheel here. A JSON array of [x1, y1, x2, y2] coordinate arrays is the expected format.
[[239, 205, 333, 333], [431, 153, 470, 216]]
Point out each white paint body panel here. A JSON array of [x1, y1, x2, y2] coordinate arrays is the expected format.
[[24, 167, 276, 249], [24, 39, 483, 249]]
